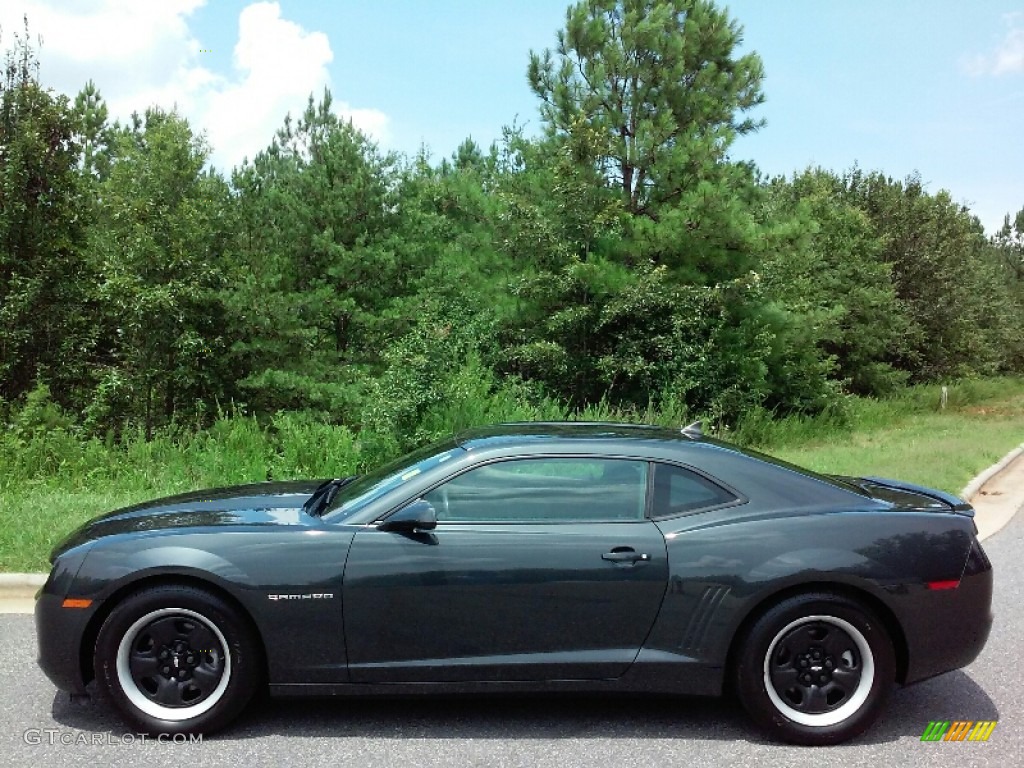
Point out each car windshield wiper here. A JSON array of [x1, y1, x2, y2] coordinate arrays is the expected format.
[[303, 476, 357, 517]]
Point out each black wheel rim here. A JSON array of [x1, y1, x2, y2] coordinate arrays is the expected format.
[[768, 619, 863, 716], [128, 615, 225, 707], [116, 607, 232, 721]]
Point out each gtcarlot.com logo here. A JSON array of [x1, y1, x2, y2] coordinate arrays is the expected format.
[[23, 729, 202, 746], [921, 720, 997, 742]]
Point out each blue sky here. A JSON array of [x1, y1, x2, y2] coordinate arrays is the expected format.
[[2, 1, 1021, 233]]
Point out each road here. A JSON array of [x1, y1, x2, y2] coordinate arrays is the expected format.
[[2, 509, 1021, 768]]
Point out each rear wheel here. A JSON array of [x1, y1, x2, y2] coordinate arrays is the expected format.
[[95, 585, 262, 734], [734, 592, 895, 745]]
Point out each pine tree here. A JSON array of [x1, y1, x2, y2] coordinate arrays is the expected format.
[[528, 0, 764, 218]]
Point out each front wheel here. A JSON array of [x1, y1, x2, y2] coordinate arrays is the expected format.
[[734, 592, 896, 746], [95, 585, 262, 734]]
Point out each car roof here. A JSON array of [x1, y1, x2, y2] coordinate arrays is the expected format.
[[453, 421, 704, 450], [450, 421, 870, 498]]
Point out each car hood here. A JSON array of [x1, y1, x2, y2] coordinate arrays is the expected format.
[[51, 480, 323, 560]]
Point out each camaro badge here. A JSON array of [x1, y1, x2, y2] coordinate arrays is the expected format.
[[267, 593, 335, 601]]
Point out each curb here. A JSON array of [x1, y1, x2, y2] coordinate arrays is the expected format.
[[0, 573, 46, 588], [960, 444, 1024, 501]]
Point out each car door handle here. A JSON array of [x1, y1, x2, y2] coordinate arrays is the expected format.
[[602, 548, 650, 563]]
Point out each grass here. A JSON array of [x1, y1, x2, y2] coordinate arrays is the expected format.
[[1, 378, 1022, 573], [770, 404, 1024, 492], [0, 413, 364, 572], [745, 379, 1024, 493]]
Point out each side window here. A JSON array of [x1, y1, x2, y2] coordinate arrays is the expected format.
[[651, 463, 737, 517], [423, 458, 648, 523]]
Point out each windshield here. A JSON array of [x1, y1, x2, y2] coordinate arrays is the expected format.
[[323, 438, 462, 519]]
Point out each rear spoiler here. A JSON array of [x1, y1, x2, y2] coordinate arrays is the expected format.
[[862, 476, 974, 515]]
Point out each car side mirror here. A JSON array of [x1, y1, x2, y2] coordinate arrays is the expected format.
[[378, 499, 437, 533]]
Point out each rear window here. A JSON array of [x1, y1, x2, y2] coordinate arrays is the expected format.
[[651, 462, 738, 517]]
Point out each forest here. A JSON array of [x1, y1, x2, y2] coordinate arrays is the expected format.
[[2, 0, 1023, 469]]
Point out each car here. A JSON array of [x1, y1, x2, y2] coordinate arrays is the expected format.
[[35, 421, 993, 745]]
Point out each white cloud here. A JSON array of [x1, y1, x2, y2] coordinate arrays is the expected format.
[[203, 2, 390, 169], [0, 1, 390, 172], [340, 107, 392, 143], [965, 12, 1024, 76], [1, 0, 206, 108]]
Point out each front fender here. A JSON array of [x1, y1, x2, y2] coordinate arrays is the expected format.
[[65, 528, 356, 686]]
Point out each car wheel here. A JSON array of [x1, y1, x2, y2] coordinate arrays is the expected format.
[[734, 592, 895, 746], [95, 585, 262, 734]]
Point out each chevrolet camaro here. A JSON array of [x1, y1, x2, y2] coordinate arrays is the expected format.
[[35, 422, 993, 745]]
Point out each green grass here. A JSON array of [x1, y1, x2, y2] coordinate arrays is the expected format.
[[744, 379, 1024, 493], [1, 377, 1022, 573], [0, 413, 364, 572], [769, 405, 1024, 493]]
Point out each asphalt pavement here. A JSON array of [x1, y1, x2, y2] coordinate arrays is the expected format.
[[0, 451, 1021, 766]]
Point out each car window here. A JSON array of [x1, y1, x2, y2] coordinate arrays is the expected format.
[[423, 458, 648, 523], [325, 438, 461, 518], [651, 462, 737, 517]]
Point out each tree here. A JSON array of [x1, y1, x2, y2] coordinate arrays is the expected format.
[[528, 0, 764, 218], [841, 171, 1018, 380], [762, 169, 912, 395], [993, 206, 1024, 283], [72, 79, 113, 179], [498, 258, 826, 421], [526, 0, 779, 290], [391, 138, 510, 309], [990, 206, 1024, 370], [508, 3, 828, 416], [493, 128, 624, 271], [227, 90, 403, 419], [0, 25, 92, 408], [86, 108, 233, 436]]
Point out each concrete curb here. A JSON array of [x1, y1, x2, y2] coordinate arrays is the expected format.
[[0, 573, 45, 588], [0, 574, 45, 615], [961, 444, 1024, 501], [965, 443, 1024, 542]]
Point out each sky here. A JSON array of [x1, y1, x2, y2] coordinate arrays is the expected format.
[[1, 0, 1021, 234]]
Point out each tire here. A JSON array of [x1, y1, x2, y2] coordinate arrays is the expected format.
[[734, 592, 895, 746], [95, 585, 262, 734]]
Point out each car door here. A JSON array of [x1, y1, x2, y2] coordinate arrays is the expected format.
[[342, 456, 669, 683]]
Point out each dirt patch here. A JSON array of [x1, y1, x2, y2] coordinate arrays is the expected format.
[[964, 405, 1019, 416]]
